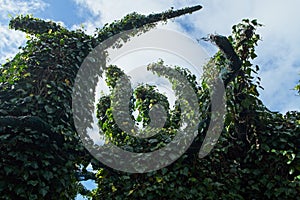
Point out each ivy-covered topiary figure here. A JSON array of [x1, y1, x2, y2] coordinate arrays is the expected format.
[[0, 5, 203, 199], [0, 4, 299, 200]]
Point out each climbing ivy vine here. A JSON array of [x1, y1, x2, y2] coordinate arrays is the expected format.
[[0, 4, 299, 200], [0, 5, 203, 199], [92, 19, 300, 200]]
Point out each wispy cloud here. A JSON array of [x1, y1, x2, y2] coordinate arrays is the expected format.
[[72, 0, 171, 23], [0, 25, 25, 63], [0, 0, 48, 18], [71, 0, 299, 113], [0, 0, 48, 64], [0, 0, 298, 113], [71, 0, 187, 34]]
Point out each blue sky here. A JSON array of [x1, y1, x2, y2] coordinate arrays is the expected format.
[[0, 0, 299, 199]]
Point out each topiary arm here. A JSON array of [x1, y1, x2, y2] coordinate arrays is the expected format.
[[9, 15, 66, 35]]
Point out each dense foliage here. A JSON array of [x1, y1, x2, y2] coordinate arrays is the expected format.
[[0, 4, 299, 200], [92, 19, 300, 199], [0, 6, 202, 199]]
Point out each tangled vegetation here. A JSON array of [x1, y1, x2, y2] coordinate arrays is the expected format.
[[0, 4, 299, 200]]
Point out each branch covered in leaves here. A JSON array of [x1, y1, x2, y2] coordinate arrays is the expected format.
[[147, 5, 202, 22], [9, 15, 65, 35], [209, 34, 242, 86], [96, 5, 202, 41], [0, 115, 63, 146], [187, 34, 242, 155]]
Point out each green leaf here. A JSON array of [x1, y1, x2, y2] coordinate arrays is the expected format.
[[44, 105, 55, 113], [28, 180, 39, 186]]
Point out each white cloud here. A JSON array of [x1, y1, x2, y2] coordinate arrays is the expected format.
[[0, 0, 298, 113], [0, 0, 48, 64], [71, 0, 299, 113], [71, 0, 191, 34], [182, 0, 300, 113], [0, 25, 25, 63], [0, 0, 48, 18], [71, 20, 99, 35], [73, 0, 172, 23]]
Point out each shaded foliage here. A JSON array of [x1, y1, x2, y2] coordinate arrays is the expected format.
[[0, 5, 299, 200], [0, 5, 202, 199], [92, 19, 300, 200]]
